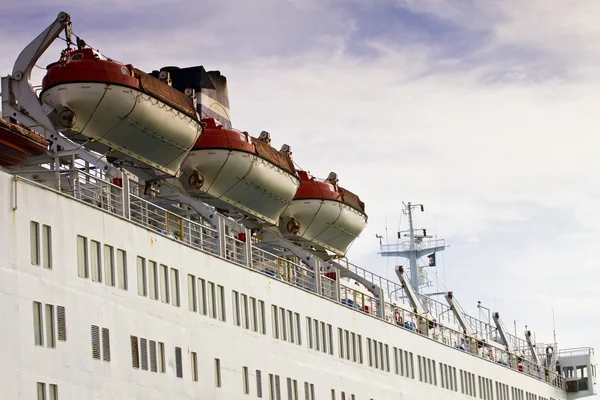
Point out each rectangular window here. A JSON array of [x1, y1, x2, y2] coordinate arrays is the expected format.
[[77, 235, 88, 278], [149, 340, 157, 372], [242, 366, 249, 394], [208, 282, 216, 318], [295, 313, 302, 345], [198, 278, 207, 315], [104, 245, 115, 286], [307, 318, 313, 349], [49, 384, 58, 400], [45, 304, 55, 348], [338, 328, 344, 358], [42, 224, 52, 269], [250, 297, 258, 332], [242, 294, 249, 329], [140, 338, 148, 370], [91, 325, 100, 359], [33, 301, 43, 346], [258, 300, 266, 334], [214, 358, 222, 387], [159, 264, 170, 304], [57, 306, 66, 342], [157, 341, 165, 373], [191, 351, 198, 382], [280, 308, 287, 341], [288, 310, 294, 343], [188, 275, 198, 312], [36, 382, 46, 400], [148, 260, 158, 300], [170, 268, 180, 307], [102, 328, 110, 362], [130, 336, 139, 369], [232, 290, 240, 326], [175, 346, 182, 378], [257, 369, 263, 398], [217, 284, 225, 320], [31, 221, 40, 265], [136, 256, 147, 296], [272, 305, 279, 339], [117, 249, 128, 290], [90, 240, 102, 282]]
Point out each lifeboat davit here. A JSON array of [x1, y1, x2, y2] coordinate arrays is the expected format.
[[280, 171, 367, 256], [40, 48, 203, 176], [180, 118, 300, 225], [0, 119, 49, 167]]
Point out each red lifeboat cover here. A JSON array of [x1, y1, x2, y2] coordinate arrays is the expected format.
[[294, 170, 366, 215]]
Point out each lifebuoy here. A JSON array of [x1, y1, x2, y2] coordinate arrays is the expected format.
[[286, 218, 301, 235], [394, 308, 403, 325], [188, 171, 204, 190]]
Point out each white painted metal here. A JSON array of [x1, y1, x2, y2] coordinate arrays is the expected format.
[[40, 82, 202, 176], [180, 148, 300, 225], [0, 169, 573, 399], [280, 199, 367, 256]]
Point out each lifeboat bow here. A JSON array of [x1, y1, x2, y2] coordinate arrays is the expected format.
[[280, 171, 367, 256]]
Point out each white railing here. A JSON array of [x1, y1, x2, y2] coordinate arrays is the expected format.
[[11, 170, 565, 390], [380, 239, 446, 253]]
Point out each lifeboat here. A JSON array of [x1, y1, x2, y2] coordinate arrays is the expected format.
[[180, 118, 300, 225], [39, 47, 202, 176], [0, 119, 49, 167], [280, 171, 367, 256]]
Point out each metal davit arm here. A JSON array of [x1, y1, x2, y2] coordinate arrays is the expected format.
[[395, 265, 426, 315], [7, 12, 71, 132]]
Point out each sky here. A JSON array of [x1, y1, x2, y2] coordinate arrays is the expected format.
[[1, 0, 599, 393]]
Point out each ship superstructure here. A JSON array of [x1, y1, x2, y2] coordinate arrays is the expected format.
[[0, 12, 596, 400]]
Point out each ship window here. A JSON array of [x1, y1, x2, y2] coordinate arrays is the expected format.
[[188, 275, 198, 312], [90, 240, 102, 282], [136, 257, 147, 296], [140, 338, 148, 370], [275, 374, 281, 400], [207, 281, 216, 318], [102, 328, 111, 362], [42, 224, 52, 269], [117, 249, 128, 290], [358, 335, 363, 364], [241, 294, 249, 329], [77, 235, 89, 278], [191, 352, 199, 381], [313, 320, 320, 351], [159, 264, 170, 304], [295, 313, 301, 345], [288, 311, 295, 343], [272, 305, 280, 339], [232, 291, 240, 325], [214, 358, 221, 387], [49, 384, 58, 400], [345, 330, 350, 360], [331, 389, 336, 399], [104, 245, 115, 286], [351, 332, 356, 361], [130, 336, 139, 369], [148, 261, 157, 300], [250, 297, 258, 331], [256, 369, 263, 398], [198, 278, 207, 315], [121, 66, 130, 75], [269, 374, 275, 399], [91, 325, 101, 359], [70, 53, 84, 61], [320, 321, 326, 353], [31, 221, 40, 265], [157, 341, 166, 373], [280, 308, 287, 341], [292, 379, 299, 400], [306, 317, 313, 348], [45, 304, 55, 348], [33, 301, 44, 346], [36, 382, 46, 400], [149, 340, 157, 372], [242, 366, 249, 394], [258, 300, 266, 334], [217, 285, 225, 321], [57, 306, 66, 341], [170, 268, 180, 307], [175, 346, 182, 378]]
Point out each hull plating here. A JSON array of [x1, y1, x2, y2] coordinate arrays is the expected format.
[[41, 82, 202, 176], [181, 149, 300, 224]]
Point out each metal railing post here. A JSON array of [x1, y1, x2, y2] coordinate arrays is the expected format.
[[244, 228, 252, 268], [122, 174, 130, 219], [217, 216, 226, 258]]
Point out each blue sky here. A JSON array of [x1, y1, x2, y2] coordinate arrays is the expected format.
[[1, 0, 599, 390]]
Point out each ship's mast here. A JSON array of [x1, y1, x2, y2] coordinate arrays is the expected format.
[[379, 202, 447, 293]]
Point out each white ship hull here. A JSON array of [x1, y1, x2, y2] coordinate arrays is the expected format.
[[280, 199, 367, 255], [40, 83, 202, 176], [0, 169, 576, 400], [181, 149, 300, 224]]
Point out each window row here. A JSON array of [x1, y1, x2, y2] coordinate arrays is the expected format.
[[417, 355, 437, 386], [91, 325, 111, 362], [187, 274, 226, 321], [392, 347, 415, 379], [33, 301, 66, 347], [338, 328, 363, 364], [461, 370, 477, 397], [130, 335, 166, 373], [496, 382, 509, 400], [367, 337, 389, 372], [232, 291, 266, 334], [331, 389, 356, 400], [137, 256, 180, 306], [30, 221, 52, 269], [439, 362, 457, 391], [36, 381, 58, 400], [479, 376, 494, 400], [306, 316, 333, 355], [77, 235, 128, 290], [271, 304, 302, 345]]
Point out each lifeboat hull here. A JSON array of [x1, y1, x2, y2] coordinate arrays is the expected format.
[[40, 82, 202, 176], [181, 149, 300, 225], [280, 199, 367, 255]]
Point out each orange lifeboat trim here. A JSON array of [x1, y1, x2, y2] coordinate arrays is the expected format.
[[0, 119, 49, 167], [294, 170, 366, 215]]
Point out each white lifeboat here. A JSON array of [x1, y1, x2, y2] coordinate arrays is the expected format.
[[280, 171, 367, 256], [40, 48, 202, 176], [180, 118, 300, 225]]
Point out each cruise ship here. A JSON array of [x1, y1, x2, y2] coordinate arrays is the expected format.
[[0, 12, 596, 400]]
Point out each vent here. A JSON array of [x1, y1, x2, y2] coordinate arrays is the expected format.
[[149, 340, 157, 372], [102, 328, 111, 361], [91, 325, 100, 359], [256, 369, 263, 398], [287, 378, 292, 400], [130, 336, 139, 368], [275, 375, 281, 400], [56, 306, 66, 341], [175, 347, 183, 378], [140, 338, 148, 370], [304, 382, 310, 400]]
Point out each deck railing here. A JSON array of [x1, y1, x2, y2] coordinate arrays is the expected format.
[[10, 169, 565, 390]]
